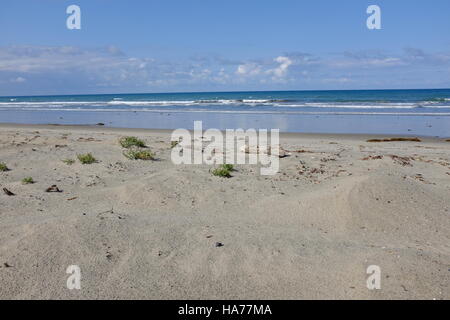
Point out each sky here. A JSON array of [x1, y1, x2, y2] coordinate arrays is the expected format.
[[1, 0, 450, 96]]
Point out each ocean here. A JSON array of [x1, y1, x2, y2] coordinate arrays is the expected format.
[[1, 89, 450, 136]]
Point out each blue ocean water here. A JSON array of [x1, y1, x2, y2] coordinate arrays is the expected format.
[[1, 89, 450, 114], [1, 89, 449, 136]]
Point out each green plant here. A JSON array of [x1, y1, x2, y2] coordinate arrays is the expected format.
[[123, 149, 155, 160], [62, 159, 75, 165], [222, 164, 234, 171], [22, 177, 34, 185], [212, 164, 234, 178], [77, 153, 97, 164], [119, 136, 146, 148], [171, 140, 179, 148], [0, 162, 9, 172]]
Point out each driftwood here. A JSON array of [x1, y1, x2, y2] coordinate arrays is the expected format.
[[367, 138, 421, 143], [45, 185, 62, 193], [2, 188, 15, 196]]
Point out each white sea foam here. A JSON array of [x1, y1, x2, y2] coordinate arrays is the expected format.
[[0, 99, 449, 111], [0, 101, 103, 106]]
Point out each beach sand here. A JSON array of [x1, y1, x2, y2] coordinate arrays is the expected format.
[[0, 123, 449, 299]]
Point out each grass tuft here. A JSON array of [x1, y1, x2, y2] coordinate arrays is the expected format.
[[0, 162, 9, 172], [119, 136, 146, 148], [222, 164, 234, 171], [77, 153, 97, 164], [212, 164, 234, 178], [22, 177, 34, 185], [62, 159, 75, 165], [123, 149, 155, 160]]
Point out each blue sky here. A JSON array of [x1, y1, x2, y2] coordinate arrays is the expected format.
[[1, 0, 450, 96]]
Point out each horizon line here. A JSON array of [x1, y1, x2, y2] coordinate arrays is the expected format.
[[1, 87, 450, 99]]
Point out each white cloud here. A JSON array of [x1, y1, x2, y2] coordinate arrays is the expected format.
[[267, 56, 293, 78], [236, 63, 262, 76], [1, 45, 449, 95], [236, 56, 293, 81], [323, 77, 353, 84], [10, 76, 26, 83]]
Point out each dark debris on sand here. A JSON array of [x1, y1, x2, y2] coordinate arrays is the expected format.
[[2, 188, 15, 196]]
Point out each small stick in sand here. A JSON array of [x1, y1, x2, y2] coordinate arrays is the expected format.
[[2, 188, 15, 196]]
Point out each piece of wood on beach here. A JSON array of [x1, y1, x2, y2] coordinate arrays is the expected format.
[[77, 137, 102, 142], [367, 137, 421, 143], [2, 188, 15, 196], [45, 185, 62, 193]]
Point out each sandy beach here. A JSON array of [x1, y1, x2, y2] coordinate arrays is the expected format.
[[0, 123, 449, 300]]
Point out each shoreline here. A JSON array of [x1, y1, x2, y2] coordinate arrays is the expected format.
[[1, 108, 449, 137], [1, 122, 449, 140]]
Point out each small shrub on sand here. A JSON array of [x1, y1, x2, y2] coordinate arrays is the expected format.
[[222, 164, 234, 171], [77, 153, 97, 164], [62, 159, 75, 165], [171, 140, 179, 148], [119, 136, 146, 148], [22, 177, 34, 185], [123, 149, 155, 160], [0, 162, 9, 172], [212, 164, 234, 178]]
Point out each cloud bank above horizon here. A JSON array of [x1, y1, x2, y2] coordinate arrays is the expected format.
[[1, 45, 449, 96]]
